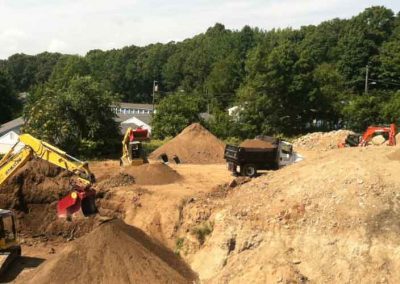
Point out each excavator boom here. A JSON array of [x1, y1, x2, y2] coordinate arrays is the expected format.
[[0, 134, 97, 218]]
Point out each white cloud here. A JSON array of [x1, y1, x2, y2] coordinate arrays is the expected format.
[[0, 0, 399, 59], [47, 39, 68, 53]]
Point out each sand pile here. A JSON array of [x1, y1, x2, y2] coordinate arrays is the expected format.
[[240, 139, 275, 148], [179, 147, 400, 283], [293, 129, 353, 151], [123, 163, 182, 185], [150, 123, 225, 164], [23, 219, 197, 284]]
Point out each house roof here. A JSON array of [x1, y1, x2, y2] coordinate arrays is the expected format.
[[115, 113, 152, 125], [112, 102, 154, 110], [0, 117, 24, 136]]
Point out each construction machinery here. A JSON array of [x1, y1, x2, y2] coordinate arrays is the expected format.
[[0, 134, 97, 218], [0, 209, 20, 277], [0, 134, 98, 276], [224, 136, 303, 177], [120, 127, 150, 166], [339, 124, 397, 147]]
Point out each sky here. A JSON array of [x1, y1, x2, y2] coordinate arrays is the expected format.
[[0, 0, 399, 59]]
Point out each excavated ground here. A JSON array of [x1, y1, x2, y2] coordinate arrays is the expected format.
[[3, 129, 400, 283]]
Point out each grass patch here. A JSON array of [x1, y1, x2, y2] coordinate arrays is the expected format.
[[174, 237, 185, 256], [191, 221, 213, 245]]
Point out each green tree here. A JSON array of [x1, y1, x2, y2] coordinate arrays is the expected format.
[[152, 92, 203, 139], [24, 76, 119, 157], [0, 70, 20, 123]]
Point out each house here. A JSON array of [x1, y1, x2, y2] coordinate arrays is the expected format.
[[111, 102, 154, 116], [112, 103, 154, 135], [0, 131, 24, 154], [0, 117, 24, 137]]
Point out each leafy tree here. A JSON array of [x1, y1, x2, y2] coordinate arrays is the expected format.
[[0, 70, 20, 123], [341, 92, 387, 131], [23, 76, 119, 157], [152, 92, 203, 139]]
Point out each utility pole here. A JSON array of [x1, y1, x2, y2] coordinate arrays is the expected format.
[[365, 65, 369, 95], [152, 80, 158, 113]]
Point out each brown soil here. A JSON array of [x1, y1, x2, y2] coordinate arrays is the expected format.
[[387, 148, 400, 161], [150, 123, 226, 164], [178, 147, 400, 283], [293, 129, 354, 151], [21, 219, 198, 284], [240, 139, 275, 148], [0, 159, 100, 239], [123, 163, 182, 185]]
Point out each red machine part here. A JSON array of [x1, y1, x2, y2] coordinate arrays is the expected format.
[[57, 186, 97, 218], [338, 123, 397, 148], [129, 127, 149, 142], [359, 123, 397, 146]]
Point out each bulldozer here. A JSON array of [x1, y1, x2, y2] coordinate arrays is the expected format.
[[120, 127, 150, 166], [339, 124, 397, 147], [0, 133, 98, 276]]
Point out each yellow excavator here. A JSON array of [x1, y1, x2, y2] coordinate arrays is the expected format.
[[120, 127, 150, 166], [0, 134, 97, 275]]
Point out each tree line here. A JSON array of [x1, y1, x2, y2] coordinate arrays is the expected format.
[[1, 6, 400, 149]]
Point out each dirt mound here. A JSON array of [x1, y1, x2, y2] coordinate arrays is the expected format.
[[150, 123, 225, 164], [177, 147, 400, 282], [0, 159, 103, 239], [240, 139, 275, 148], [100, 173, 136, 188], [122, 163, 182, 185], [23, 219, 197, 284], [293, 129, 353, 151], [387, 148, 400, 161]]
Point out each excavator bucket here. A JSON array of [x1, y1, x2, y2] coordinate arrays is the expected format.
[[57, 187, 97, 218]]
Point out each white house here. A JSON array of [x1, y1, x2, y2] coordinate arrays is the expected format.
[[0, 131, 24, 155]]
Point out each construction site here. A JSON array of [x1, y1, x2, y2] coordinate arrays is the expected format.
[[0, 122, 399, 283]]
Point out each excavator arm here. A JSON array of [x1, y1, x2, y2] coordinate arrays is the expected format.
[[0, 134, 97, 218]]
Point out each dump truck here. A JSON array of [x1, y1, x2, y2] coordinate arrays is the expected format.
[[224, 136, 302, 177]]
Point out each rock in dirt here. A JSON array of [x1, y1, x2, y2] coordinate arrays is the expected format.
[[150, 123, 225, 164], [22, 219, 198, 284], [293, 130, 354, 151], [371, 135, 386, 145]]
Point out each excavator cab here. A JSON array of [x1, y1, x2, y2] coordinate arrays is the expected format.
[[0, 209, 21, 275]]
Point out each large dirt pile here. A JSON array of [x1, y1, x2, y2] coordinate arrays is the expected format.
[[150, 123, 226, 164], [23, 219, 197, 284], [123, 163, 182, 185], [176, 147, 400, 283], [293, 129, 353, 151]]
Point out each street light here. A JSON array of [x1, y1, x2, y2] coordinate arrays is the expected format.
[[152, 80, 158, 112]]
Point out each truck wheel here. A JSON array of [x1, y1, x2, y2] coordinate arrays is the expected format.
[[242, 164, 257, 177]]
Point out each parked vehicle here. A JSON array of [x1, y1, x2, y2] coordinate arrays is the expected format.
[[224, 137, 302, 177]]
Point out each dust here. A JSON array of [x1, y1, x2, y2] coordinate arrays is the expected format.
[[150, 123, 226, 164]]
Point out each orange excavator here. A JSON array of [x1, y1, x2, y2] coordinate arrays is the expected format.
[[339, 123, 397, 147]]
